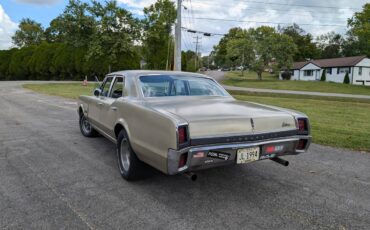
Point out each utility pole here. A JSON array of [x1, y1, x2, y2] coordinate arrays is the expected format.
[[174, 0, 182, 71], [241, 48, 245, 77], [194, 35, 201, 71]]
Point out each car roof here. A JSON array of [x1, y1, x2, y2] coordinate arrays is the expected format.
[[107, 70, 212, 79]]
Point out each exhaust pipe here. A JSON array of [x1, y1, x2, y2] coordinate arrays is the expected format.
[[270, 157, 289, 166], [183, 172, 197, 181]]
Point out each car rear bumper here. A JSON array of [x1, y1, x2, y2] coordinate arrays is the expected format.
[[167, 135, 311, 175]]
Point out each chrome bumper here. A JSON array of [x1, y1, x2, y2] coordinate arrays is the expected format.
[[167, 136, 311, 175]]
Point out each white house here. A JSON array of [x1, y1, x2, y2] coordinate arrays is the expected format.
[[281, 56, 370, 86]]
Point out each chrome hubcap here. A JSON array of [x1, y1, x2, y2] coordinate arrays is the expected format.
[[120, 138, 130, 171], [81, 116, 91, 134]]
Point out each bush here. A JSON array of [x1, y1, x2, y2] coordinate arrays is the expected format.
[[281, 71, 291, 80], [320, 70, 326, 81], [343, 72, 350, 84]]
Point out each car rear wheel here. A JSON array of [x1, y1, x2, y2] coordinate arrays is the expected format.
[[117, 129, 146, 180], [79, 114, 98, 137]]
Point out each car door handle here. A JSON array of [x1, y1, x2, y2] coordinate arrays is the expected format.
[[97, 102, 103, 105], [111, 107, 117, 111]]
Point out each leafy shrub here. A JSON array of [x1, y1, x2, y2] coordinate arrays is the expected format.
[[343, 72, 350, 84], [281, 71, 292, 80], [320, 70, 326, 81]]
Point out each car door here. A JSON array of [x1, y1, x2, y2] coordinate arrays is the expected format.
[[100, 75, 125, 138], [89, 76, 114, 130]]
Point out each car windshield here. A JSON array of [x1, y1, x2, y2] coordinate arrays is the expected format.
[[139, 75, 229, 97]]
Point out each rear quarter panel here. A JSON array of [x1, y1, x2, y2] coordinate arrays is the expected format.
[[116, 100, 179, 173]]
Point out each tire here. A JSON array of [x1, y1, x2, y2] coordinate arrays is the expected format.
[[79, 114, 98, 137], [117, 129, 145, 180]]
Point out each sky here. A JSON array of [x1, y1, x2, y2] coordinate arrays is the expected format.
[[0, 0, 368, 54]]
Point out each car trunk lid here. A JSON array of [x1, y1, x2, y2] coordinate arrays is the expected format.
[[148, 97, 297, 138]]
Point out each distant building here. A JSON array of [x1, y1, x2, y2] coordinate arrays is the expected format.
[[280, 56, 370, 86]]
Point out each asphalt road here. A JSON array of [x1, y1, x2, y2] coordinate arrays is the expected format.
[[1, 81, 370, 229]]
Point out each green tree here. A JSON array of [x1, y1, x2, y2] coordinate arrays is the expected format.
[[321, 70, 326, 81], [225, 29, 250, 75], [225, 26, 297, 80], [28, 42, 59, 80], [45, 0, 96, 47], [8, 47, 35, 80], [51, 43, 75, 80], [316, 32, 344, 58], [142, 0, 176, 69], [213, 27, 243, 67], [343, 72, 350, 84], [87, 0, 141, 72], [12, 18, 44, 47], [346, 3, 370, 56], [279, 24, 320, 61], [0, 49, 16, 80], [181, 50, 197, 72]]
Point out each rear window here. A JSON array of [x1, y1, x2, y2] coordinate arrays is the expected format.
[[139, 75, 228, 97]]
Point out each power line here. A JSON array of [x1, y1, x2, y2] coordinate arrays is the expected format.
[[182, 27, 225, 36], [183, 16, 347, 27], [227, 0, 360, 10], [181, 1, 195, 51], [192, 0, 357, 17], [190, 1, 349, 21]]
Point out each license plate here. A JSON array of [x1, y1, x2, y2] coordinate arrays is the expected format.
[[236, 147, 260, 164]]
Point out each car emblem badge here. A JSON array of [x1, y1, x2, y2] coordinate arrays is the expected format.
[[250, 118, 255, 131], [282, 122, 291, 127]]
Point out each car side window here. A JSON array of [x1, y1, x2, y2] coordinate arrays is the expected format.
[[110, 77, 125, 99], [101, 77, 114, 97]]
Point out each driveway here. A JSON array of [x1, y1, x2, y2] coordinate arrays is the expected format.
[[1, 81, 369, 229]]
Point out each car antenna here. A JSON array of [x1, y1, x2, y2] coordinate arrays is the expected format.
[[94, 75, 101, 86]]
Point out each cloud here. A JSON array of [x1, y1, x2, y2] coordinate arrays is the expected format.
[[0, 4, 18, 50], [15, 0, 60, 5], [120, 0, 363, 55], [118, 0, 156, 10]]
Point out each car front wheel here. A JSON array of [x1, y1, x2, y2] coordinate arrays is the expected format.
[[117, 129, 145, 180]]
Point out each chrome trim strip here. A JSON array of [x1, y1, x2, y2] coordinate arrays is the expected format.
[[189, 137, 300, 152], [190, 129, 298, 146]]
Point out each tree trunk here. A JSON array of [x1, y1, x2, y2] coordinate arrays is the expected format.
[[257, 71, 262, 80]]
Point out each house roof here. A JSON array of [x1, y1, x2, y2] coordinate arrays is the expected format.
[[291, 55, 367, 69], [292, 61, 309, 69]]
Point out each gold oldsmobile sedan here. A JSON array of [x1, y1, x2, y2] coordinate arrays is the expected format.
[[78, 71, 311, 181]]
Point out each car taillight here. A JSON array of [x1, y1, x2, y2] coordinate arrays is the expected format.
[[178, 153, 188, 168], [296, 139, 307, 150], [266, 146, 275, 153], [178, 126, 188, 145], [297, 118, 308, 134]]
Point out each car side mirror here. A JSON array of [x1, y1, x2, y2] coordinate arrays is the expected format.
[[94, 88, 102, 97]]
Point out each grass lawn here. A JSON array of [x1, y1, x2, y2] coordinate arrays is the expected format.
[[23, 83, 97, 99], [23, 83, 370, 151], [223, 71, 370, 96]]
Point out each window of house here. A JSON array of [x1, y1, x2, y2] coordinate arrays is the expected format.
[[326, 68, 332, 74], [338, 67, 350, 74], [359, 67, 362, 76], [303, 70, 314, 76]]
